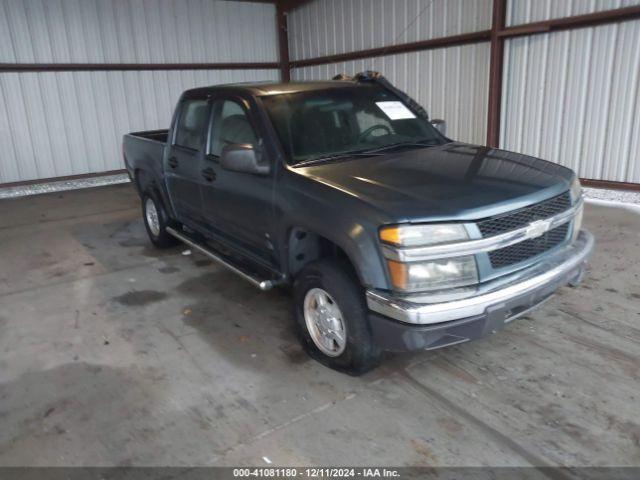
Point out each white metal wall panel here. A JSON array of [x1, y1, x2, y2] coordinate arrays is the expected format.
[[0, 69, 279, 183], [506, 0, 640, 26], [0, 0, 280, 183], [287, 0, 492, 61], [0, 0, 277, 63], [500, 20, 640, 183], [291, 42, 491, 145]]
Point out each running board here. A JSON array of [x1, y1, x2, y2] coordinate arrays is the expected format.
[[166, 226, 284, 291]]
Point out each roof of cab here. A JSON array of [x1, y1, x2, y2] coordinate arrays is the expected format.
[[182, 80, 377, 98]]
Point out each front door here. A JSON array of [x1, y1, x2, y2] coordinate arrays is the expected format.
[[200, 96, 276, 267], [164, 97, 210, 227]]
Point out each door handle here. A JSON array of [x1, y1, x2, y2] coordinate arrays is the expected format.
[[168, 157, 179, 168], [201, 167, 217, 182]]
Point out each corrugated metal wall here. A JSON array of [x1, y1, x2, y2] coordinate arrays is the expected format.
[[500, 19, 640, 183], [291, 44, 490, 145], [288, 0, 492, 60], [506, 0, 640, 26], [0, 70, 279, 183], [288, 0, 492, 145], [0, 0, 277, 63], [0, 0, 278, 184]]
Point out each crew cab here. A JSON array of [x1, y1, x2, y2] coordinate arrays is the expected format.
[[123, 72, 594, 375]]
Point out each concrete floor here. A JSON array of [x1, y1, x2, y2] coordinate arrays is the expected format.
[[0, 183, 639, 468]]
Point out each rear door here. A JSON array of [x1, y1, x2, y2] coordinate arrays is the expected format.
[[200, 96, 276, 267], [164, 96, 210, 227]]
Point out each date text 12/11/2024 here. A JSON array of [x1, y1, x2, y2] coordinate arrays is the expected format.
[[232, 468, 401, 478]]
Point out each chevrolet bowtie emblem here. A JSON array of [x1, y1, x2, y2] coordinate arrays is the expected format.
[[526, 219, 552, 238]]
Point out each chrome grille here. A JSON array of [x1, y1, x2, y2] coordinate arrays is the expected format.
[[477, 192, 572, 269], [477, 192, 571, 237], [489, 223, 570, 268]]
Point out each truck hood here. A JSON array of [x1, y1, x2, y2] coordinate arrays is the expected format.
[[296, 142, 574, 222]]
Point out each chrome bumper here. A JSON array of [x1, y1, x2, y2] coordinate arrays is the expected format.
[[366, 230, 595, 325]]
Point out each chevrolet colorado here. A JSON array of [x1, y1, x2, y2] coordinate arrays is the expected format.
[[123, 72, 594, 375]]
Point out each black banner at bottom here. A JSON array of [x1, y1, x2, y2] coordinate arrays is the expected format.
[[0, 468, 637, 480]]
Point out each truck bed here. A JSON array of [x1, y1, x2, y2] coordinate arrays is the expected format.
[[128, 129, 169, 143], [123, 129, 169, 181]]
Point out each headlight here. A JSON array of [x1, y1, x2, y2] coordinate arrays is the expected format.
[[380, 223, 468, 247], [380, 223, 477, 292], [570, 177, 582, 203], [386, 256, 479, 292]]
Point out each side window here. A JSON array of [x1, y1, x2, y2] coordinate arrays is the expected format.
[[210, 100, 258, 157], [174, 99, 209, 150]]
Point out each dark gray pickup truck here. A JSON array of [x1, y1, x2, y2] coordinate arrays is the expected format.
[[123, 71, 594, 375]]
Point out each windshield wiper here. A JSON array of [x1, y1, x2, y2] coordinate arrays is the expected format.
[[294, 150, 384, 167], [293, 140, 439, 167], [360, 139, 440, 154]]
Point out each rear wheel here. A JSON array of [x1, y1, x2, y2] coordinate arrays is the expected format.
[[294, 259, 381, 375], [142, 190, 179, 248]]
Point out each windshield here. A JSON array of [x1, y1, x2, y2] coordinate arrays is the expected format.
[[261, 86, 447, 165]]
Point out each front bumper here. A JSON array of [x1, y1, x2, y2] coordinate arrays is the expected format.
[[366, 230, 594, 352]]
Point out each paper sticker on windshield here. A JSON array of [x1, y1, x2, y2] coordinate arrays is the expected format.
[[375, 101, 416, 120]]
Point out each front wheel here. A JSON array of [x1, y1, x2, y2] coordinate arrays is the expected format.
[[293, 259, 381, 375], [142, 191, 179, 248]]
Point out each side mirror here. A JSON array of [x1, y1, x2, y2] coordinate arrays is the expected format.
[[430, 119, 446, 136], [220, 144, 270, 176]]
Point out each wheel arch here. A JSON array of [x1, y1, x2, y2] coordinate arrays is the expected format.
[[287, 226, 365, 285], [134, 168, 176, 220]]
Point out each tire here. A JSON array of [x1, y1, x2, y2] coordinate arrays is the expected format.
[[293, 259, 381, 375], [141, 190, 179, 249]]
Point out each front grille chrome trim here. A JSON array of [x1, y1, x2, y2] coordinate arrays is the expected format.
[[382, 198, 583, 262], [477, 192, 571, 237]]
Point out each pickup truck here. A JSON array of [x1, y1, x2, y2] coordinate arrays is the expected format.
[[123, 71, 594, 375]]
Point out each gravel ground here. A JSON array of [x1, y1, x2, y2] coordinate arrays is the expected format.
[[583, 187, 640, 205]]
